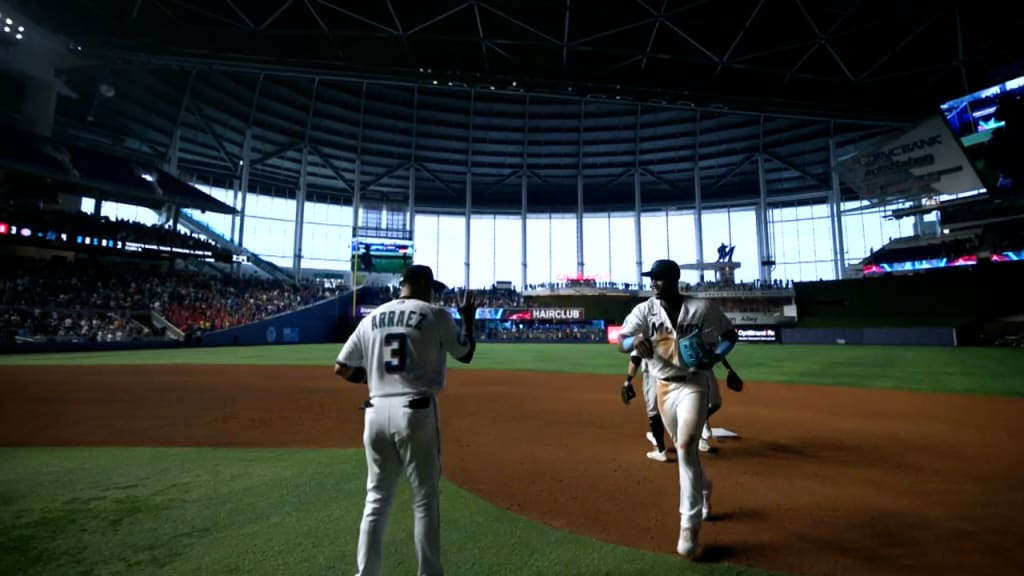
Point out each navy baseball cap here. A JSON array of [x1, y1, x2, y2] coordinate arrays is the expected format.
[[641, 259, 681, 280], [401, 264, 448, 293]]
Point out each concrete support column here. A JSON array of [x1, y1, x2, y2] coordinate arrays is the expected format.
[[464, 89, 475, 290], [828, 126, 847, 279], [576, 101, 585, 276], [521, 97, 529, 292], [693, 111, 704, 281], [634, 106, 643, 288]]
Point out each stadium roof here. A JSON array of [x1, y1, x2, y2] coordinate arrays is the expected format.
[[7, 0, 1023, 212]]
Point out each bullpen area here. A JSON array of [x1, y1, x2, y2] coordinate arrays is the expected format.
[[2, 343, 1023, 576]]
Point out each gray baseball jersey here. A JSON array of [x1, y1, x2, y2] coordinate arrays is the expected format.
[[619, 296, 734, 382]]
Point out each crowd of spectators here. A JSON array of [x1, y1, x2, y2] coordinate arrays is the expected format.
[[683, 278, 793, 292], [0, 256, 340, 342], [482, 324, 606, 343], [1, 206, 225, 256]]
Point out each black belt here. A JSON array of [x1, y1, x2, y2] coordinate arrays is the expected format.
[[361, 396, 433, 410]]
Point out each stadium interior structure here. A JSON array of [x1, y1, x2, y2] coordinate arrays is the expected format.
[[1, 0, 1023, 347]]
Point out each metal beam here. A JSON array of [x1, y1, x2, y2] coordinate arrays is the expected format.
[[521, 95, 529, 292], [309, 145, 353, 193], [577, 100, 584, 275], [857, 13, 940, 81], [633, 0, 719, 63], [190, 104, 238, 170], [385, 0, 411, 61], [304, 0, 343, 58], [634, 104, 643, 287], [165, 67, 197, 175], [408, 85, 417, 244], [251, 141, 301, 167], [756, 117, 770, 283], [364, 161, 412, 192], [471, 3, 489, 71], [694, 110, 704, 280], [236, 74, 263, 257], [955, 8, 970, 93], [640, 0, 670, 70], [226, 0, 255, 29], [130, 0, 144, 21], [294, 78, 319, 281], [639, 167, 675, 193], [714, 0, 763, 77], [162, 0, 250, 30], [829, 122, 846, 277], [316, 0, 396, 34], [259, 0, 294, 30], [562, 0, 571, 68], [478, 3, 561, 45], [352, 82, 366, 250], [465, 88, 475, 290], [407, 1, 472, 35], [415, 163, 459, 198], [761, 152, 828, 188], [90, 49, 915, 126], [708, 153, 755, 190]]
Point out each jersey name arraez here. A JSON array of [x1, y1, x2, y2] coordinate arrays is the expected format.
[[337, 298, 473, 399], [620, 296, 733, 381]]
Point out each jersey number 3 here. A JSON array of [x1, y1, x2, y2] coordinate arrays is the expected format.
[[383, 333, 408, 374]]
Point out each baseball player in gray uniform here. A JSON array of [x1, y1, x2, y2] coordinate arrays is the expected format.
[[335, 265, 478, 576], [617, 259, 739, 558], [623, 351, 668, 461]]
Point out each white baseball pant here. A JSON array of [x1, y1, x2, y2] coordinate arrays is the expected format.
[[656, 373, 712, 528], [357, 395, 443, 576]]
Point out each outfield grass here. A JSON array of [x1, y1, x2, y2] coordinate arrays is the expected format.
[[2, 342, 1023, 396], [0, 448, 775, 576]]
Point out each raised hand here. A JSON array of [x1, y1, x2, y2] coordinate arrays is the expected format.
[[456, 289, 478, 323]]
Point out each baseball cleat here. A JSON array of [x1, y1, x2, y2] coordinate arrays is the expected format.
[[646, 449, 669, 462], [676, 525, 700, 558], [699, 438, 711, 452]]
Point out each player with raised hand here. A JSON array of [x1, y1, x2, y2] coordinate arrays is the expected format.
[[616, 259, 739, 559], [334, 265, 477, 576]]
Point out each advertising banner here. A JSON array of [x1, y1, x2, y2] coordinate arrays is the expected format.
[[503, 308, 586, 322], [735, 327, 780, 343], [835, 114, 983, 205], [725, 312, 787, 326]]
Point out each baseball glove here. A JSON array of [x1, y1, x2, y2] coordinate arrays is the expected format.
[[621, 381, 637, 405], [677, 331, 718, 371], [726, 369, 744, 392]]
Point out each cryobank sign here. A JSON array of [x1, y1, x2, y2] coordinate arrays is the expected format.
[[836, 114, 983, 204]]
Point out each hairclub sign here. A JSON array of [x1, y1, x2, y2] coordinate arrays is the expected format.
[[504, 308, 586, 322]]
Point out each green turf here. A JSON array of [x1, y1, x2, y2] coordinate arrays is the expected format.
[[0, 448, 775, 576], [2, 342, 1023, 396]]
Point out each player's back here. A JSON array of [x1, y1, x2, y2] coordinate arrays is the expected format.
[[357, 297, 458, 399]]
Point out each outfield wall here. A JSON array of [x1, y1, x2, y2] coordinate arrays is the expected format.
[[781, 327, 956, 346]]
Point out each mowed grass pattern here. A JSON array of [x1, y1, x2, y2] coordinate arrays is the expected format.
[[0, 448, 777, 576], [2, 342, 1023, 396]]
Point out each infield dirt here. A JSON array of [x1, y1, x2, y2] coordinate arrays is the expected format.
[[2, 365, 1022, 576]]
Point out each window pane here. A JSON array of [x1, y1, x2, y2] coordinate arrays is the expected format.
[[413, 213, 439, 272], [700, 209, 730, 265], [436, 214, 466, 287], [667, 211, 697, 285], [728, 209, 759, 283], [526, 215, 551, 287], [549, 214, 578, 282], [494, 216, 523, 289], [608, 213, 637, 287], [583, 214, 611, 282], [641, 211, 669, 269], [469, 214, 495, 288]]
